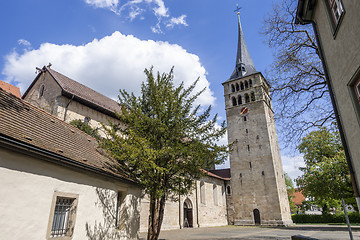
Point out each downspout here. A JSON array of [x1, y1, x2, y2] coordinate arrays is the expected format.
[[179, 193, 182, 229], [63, 94, 74, 121], [195, 181, 199, 227], [224, 181, 229, 225], [309, 20, 360, 207]]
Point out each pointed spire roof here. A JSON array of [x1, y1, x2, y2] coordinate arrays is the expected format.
[[227, 12, 258, 82]]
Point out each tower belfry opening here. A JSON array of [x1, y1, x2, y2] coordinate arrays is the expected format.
[[221, 6, 293, 226]]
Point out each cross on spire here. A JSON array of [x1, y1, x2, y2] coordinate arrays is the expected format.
[[234, 4, 241, 13]]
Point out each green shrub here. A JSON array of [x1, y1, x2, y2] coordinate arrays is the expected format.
[[292, 212, 360, 224]]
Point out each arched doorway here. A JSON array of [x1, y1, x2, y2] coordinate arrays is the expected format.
[[253, 209, 260, 225], [183, 199, 193, 228]]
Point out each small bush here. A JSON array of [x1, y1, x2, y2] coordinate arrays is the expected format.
[[292, 212, 360, 224]]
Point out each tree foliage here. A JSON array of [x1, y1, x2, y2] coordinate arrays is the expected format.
[[284, 173, 298, 213], [296, 127, 354, 212], [262, 0, 335, 144], [101, 67, 228, 240], [70, 119, 101, 141]]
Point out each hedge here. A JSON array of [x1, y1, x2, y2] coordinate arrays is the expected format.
[[292, 212, 360, 224]]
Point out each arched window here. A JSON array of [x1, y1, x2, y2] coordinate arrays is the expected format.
[[249, 79, 253, 87], [231, 84, 235, 92], [245, 94, 250, 103], [39, 85, 45, 98], [200, 181, 206, 204], [213, 184, 218, 206], [251, 92, 255, 101], [226, 185, 231, 195], [238, 95, 242, 105], [235, 83, 240, 91], [240, 82, 244, 90], [232, 97, 237, 106], [244, 81, 249, 89]]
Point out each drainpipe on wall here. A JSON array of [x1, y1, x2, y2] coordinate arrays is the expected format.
[[224, 181, 229, 225], [63, 94, 74, 121], [195, 182, 199, 228], [179, 193, 182, 229], [309, 21, 360, 209]]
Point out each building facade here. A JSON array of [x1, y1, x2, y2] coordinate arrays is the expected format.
[[222, 12, 292, 226], [296, 0, 360, 206], [0, 89, 141, 240]]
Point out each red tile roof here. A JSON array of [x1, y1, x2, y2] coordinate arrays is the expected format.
[[291, 190, 306, 205], [0, 89, 135, 183], [0, 80, 21, 98]]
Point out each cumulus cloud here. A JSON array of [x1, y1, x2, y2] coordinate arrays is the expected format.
[[166, 15, 188, 28], [84, 0, 186, 33], [2, 31, 215, 106], [85, 0, 119, 12], [282, 155, 305, 185]]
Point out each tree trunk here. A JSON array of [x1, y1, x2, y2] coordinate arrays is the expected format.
[[147, 194, 166, 240]]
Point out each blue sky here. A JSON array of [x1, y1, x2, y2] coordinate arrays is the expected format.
[[0, 0, 304, 181]]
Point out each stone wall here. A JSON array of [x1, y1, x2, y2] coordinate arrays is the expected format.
[[224, 73, 292, 226]]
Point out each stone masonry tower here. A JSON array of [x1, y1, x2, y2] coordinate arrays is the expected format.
[[223, 10, 293, 226]]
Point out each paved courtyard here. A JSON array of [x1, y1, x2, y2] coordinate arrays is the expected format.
[[139, 225, 360, 240]]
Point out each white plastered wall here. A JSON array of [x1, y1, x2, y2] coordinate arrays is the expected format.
[[0, 147, 141, 240]]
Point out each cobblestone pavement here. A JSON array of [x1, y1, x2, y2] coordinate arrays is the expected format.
[[139, 225, 360, 240]]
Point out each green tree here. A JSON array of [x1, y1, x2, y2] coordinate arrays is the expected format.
[[284, 173, 298, 213], [262, 0, 334, 144], [70, 119, 101, 141], [296, 127, 353, 213], [101, 68, 228, 240]]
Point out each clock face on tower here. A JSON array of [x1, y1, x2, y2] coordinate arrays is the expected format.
[[240, 106, 248, 115]]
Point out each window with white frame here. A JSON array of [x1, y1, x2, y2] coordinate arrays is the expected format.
[[47, 192, 78, 239], [326, 0, 345, 32], [355, 78, 360, 105]]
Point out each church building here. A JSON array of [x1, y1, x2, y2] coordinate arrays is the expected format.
[[4, 8, 293, 237]]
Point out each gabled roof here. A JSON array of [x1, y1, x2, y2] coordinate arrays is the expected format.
[[23, 66, 121, 117], [225, 13, 259, 83], [0, 80, 21, 98], [0, 89, 136, 184], [291, 189, 306, 205]]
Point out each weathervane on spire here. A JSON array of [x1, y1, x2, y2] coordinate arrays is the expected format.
[[234, 3, 241, 15]]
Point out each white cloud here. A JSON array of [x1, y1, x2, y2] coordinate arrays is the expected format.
[[84, 0, 186, 33], [2, 31, 215, 107], [18, 39, 31, 47], [166, 15, 188, 28], [281, 155, 305, 186]]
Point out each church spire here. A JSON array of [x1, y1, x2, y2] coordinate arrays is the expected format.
[[228, 6, 257, 81]]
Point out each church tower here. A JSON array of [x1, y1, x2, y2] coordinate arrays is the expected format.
[[223, 9, 293, 226]]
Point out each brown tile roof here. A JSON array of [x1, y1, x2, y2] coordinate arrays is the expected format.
[[0, 89, 135, 184], [0, 80, 21, 98], [201, 169, 230, 181], [209, 168, 231, 179]]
